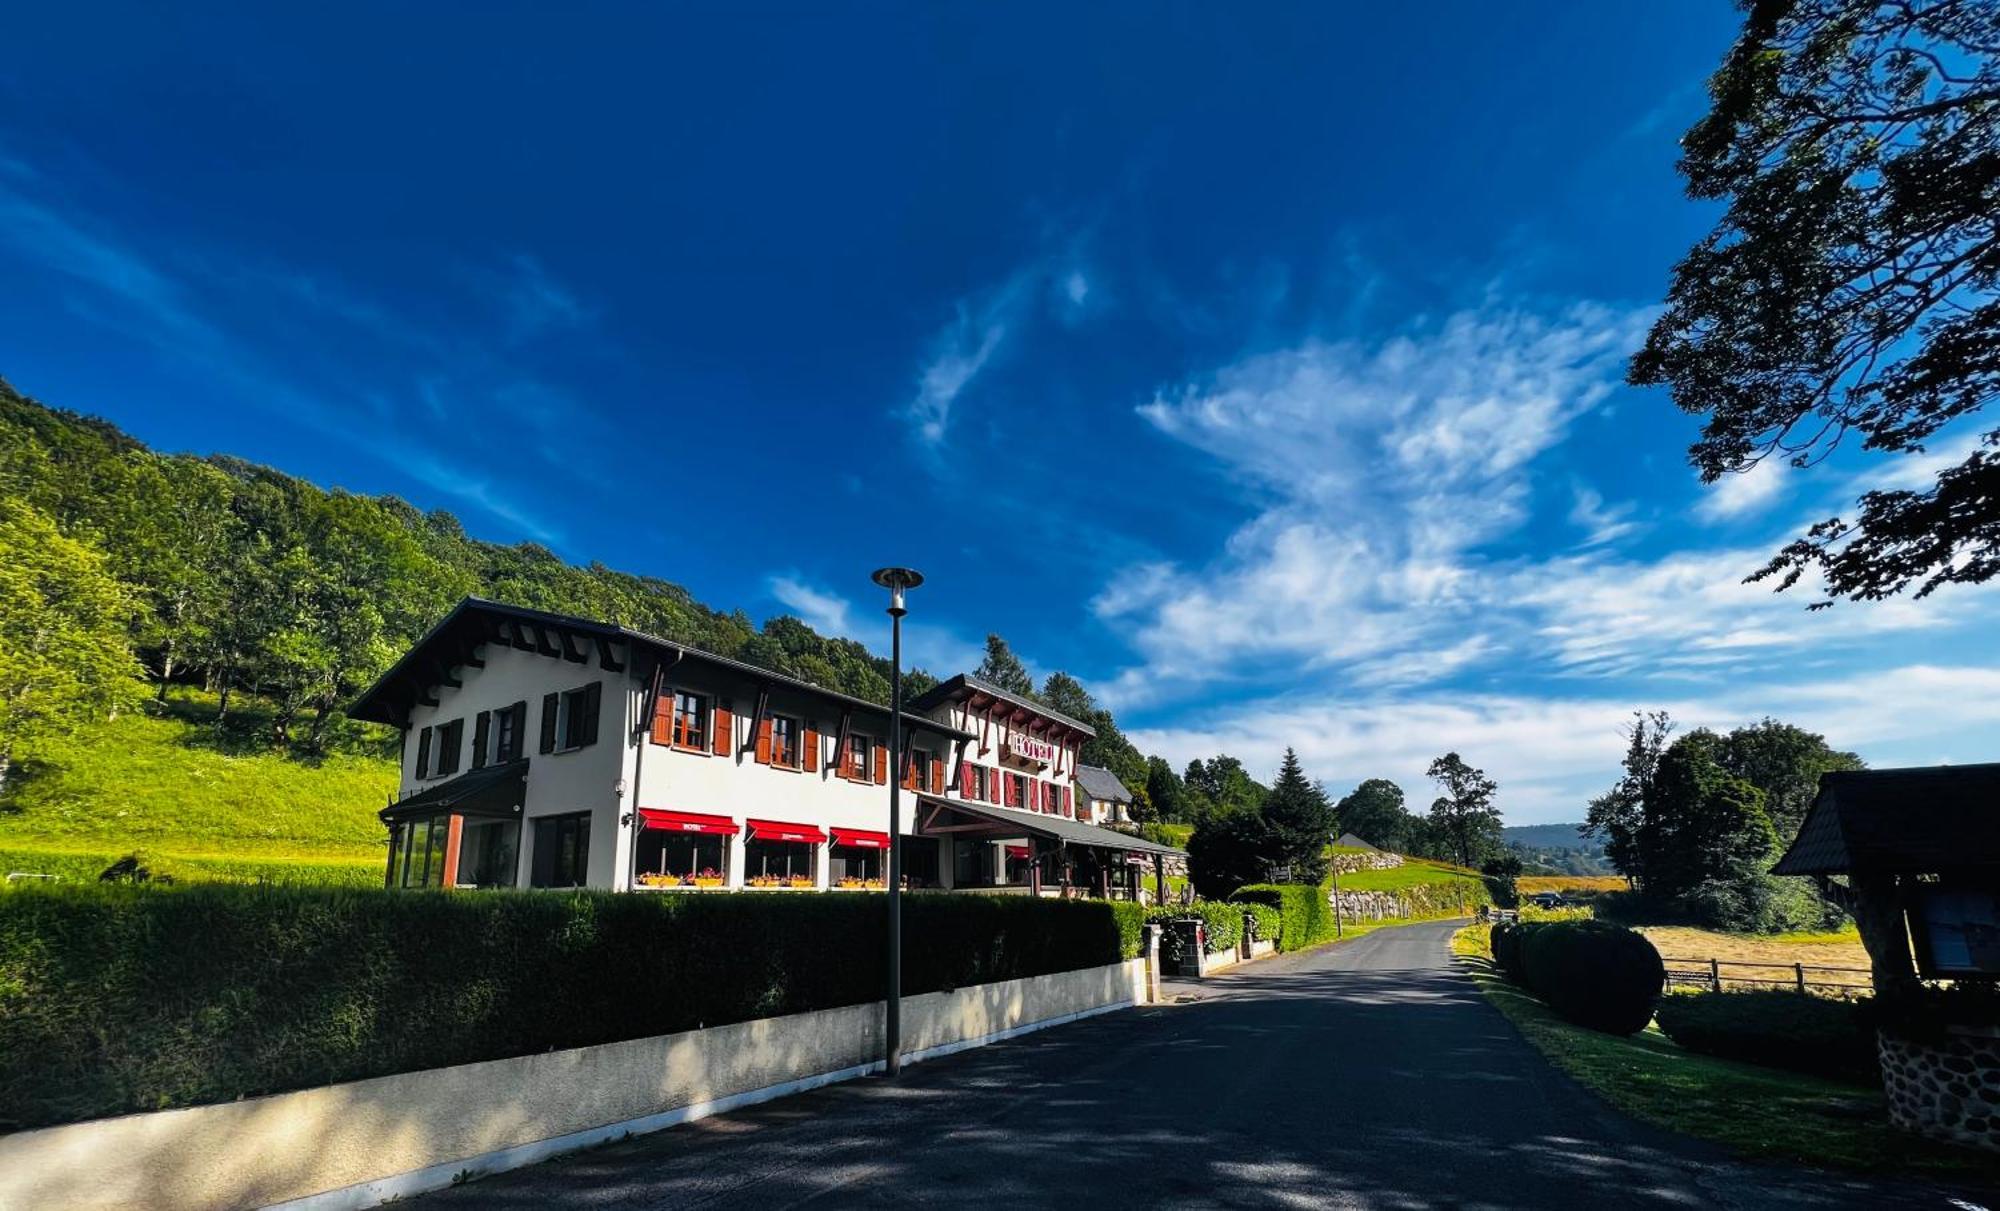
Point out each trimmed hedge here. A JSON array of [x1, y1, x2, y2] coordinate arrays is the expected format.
[[1147, 900, 1243, 962], [1231, 883, 1335, 953], [1240, 901, 1281, 945], [1656, 991, 1878, 1084], [0, 883, 1139, 1131], [1491, 919, 1664, 1035]]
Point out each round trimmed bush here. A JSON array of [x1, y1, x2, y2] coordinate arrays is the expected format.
[[1519, 920, 1664, 1035]]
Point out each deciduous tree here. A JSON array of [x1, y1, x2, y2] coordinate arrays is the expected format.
[[1425, 752, 1503, 869], [1584, 710, 1675, 889], [1633, 0, 2000, 602], [1334, 778, 1412, 852]]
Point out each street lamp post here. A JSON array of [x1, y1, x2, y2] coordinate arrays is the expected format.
[[1329, 831, 1344, 939], [872, 566, 923, 1077]]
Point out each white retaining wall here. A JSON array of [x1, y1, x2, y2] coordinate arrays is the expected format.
[[0, 958, 1148, 1211]]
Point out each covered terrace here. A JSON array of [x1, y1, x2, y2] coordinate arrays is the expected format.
[[912, 794, 1185, 903]]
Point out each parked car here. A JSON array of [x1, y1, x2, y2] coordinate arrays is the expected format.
[[1529, 891, 1567, 909]]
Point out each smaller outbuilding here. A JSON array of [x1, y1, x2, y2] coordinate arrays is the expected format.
[[1074, 764, 1136, 826], [1335, 832, 1381, 852]]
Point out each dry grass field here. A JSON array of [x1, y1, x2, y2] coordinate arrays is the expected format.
[[1638, 925, 1872, 993], [1516, 874, 1628, 894]]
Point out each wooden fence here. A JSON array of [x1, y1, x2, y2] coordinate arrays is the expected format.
[[1660, 956, 1871, 996]]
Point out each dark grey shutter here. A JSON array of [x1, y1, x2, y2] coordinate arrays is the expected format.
[[539, 693, 559, 753], [579, 682, 602, 747], [415, 726, 432, 779], [472, 711, 491, 769]]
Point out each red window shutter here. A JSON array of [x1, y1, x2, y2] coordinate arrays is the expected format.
[[1033, 780, 1044, 812], [755, 716, 773, 765], [803, 727, 819, 773], [713, 706, 733, 756], [958, 762, 973, 796], [874, 742, 888, 785], [931, 757, 944, 795]]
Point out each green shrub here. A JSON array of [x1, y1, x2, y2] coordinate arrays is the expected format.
[[1240, 901, 1281, 945], [1107, 900, 1147, 960], [1490, 920, 1538, 982], [1230, 883, 1333, 952], [0, 883, 1136, 1131], [1147, 900, 1243, 961], [1511, 920, 1664, 1035], [1656, 991, 1877, 1084]]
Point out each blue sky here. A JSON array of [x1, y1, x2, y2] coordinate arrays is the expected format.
[[4, 4, 1996, 823]]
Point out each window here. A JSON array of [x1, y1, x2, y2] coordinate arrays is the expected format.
[[902, 745, 936, 793], [494, 701, 526, 763], [972, 765, 991, 801], [634, 830, 728, 889], [953, 838, 997, 887], [529, 812, 591, 887], [540, 684, 602, 754], [843, 732, 874, 781], [900, 835, 941, 888], [766, 714, 800, 768], [414, 726, 432, 779], [829, 843, 883, 888], [670, 690, 708, 750], [1005, 773, 1024, 808], [389, 817, 449, 888], [433, 719, 464, 778], [455, 819, 520, 888], [745, 838, 816, 887]]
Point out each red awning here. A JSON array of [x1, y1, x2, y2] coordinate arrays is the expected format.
[[747, 818, 828, 844], [638, 808, 737, 836], [1005, 844, 1032, 859], [830, 827, 891, 849]]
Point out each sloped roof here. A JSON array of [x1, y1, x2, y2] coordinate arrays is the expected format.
[[1074, 764, 1132, 804], [909, 672, 1096, 737], [1772, 764, 2000, 876], [1336, 832, 1381, 852], [915, 795, 1184, 856], [381, 758, 529, 823]]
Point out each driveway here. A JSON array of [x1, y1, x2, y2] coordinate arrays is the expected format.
[[413, 920, 1982, 1209]]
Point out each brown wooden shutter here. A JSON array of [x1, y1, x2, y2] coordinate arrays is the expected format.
[[472, 711, 491, 770], [712, 705, 732, 756], [538, 694, 558, 753], [802, 726, 819, 773], [755, 716, 773, 765], [415, 726, 433, 779], [650, 693, 672, 745], [874, 742, 888, 785], [930, 757, 944, 795]]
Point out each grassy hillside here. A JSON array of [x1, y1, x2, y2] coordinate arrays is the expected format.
[[1334, 855, 1489, 895], [0, 691, 393, 887]]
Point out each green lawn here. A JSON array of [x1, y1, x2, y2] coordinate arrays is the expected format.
[[0, 691, 396, 886], [1334, 856, 1487, 894], [1450, 924, 2000, 1184]]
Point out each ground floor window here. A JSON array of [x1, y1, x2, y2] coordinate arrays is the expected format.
[[455, 819, 519, 887], [829, 844, 884, 889], [953, 838, 998, 888], [1005, 843, 1035, 885], [530, 812, 591, 888], [900, 835, 941, 888], [388, 816, 450, 888], [635, 830, 729, 888], [746, 839, 816, 888]]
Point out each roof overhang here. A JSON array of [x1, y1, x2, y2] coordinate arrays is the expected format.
[[380, 758, 529, 823], [909, 674, 1097, 740], [1772, 763, 2000, 877], [911, 794, 1184, 857]]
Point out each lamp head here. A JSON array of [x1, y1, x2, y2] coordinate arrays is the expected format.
[[871, 567, 924, 614]]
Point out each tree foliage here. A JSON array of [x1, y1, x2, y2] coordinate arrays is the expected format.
[[1633, 0, 2000, 602], [1261, 748, 1336, 884], [1424, 752, 1503, 869], [1583, 710, 1676, 889], [0, 501, 144, 789], [974, 633, 1035, 697], [1334, 778, 1412, 852]]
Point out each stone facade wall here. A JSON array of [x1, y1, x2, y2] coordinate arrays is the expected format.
[[1328, 889, 1412, 920], [1878, 1026, 2000, 1153], [1330, 850, 1404, 876]]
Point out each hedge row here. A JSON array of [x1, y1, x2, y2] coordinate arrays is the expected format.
[[1239, 901, 1281, 945], [1491, 919, 1664, 1035], [0, 884, 1141, 1131], [1231, 883, 1336, 952], [1147, 900, 1244, 961], [1655, 990, 1878, 1084]]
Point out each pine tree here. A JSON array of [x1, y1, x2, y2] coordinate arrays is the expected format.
[[1262, 748, 1336, 883], [974, 633, 1034, 697]]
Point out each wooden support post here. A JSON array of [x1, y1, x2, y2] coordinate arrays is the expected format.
[[1795, 962, 1807, 994], [1153, 852, 1166, 907], [1710, 957, 1723, 993]]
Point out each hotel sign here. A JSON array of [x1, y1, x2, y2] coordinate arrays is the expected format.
[[1008, 734, 1057, 764]]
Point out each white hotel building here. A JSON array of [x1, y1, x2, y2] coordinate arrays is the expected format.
[[350, 598, 1182, 898]]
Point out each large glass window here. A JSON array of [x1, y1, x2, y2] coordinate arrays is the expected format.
[[829, 844, 883, 888], [746, 839, 816, 888], [530, 812, 591, 888], [953, 838, 997, 888], [635, 830, 729, 889], [900, 835, 941, 889], [671, 691, 708, 749], [390, 817, 449, 888], [453, 819, 519, 887]]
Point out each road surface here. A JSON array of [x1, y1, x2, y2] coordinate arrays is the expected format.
[[413, 919, 1981, 1209]]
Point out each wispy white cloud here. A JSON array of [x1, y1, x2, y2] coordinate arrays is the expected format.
[[1694, 456, 1786, 522], [765, 573, 988, 676], [498, 253, 590, 338], [1568, 483, 1639, 547], [768, 574, 854, 636]]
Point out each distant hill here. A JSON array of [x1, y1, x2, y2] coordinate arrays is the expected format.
[[1502, 822, 1614, 876]]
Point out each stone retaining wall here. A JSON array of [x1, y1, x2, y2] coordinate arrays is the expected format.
[[1879, 1026, 2000, 1153], [1330, 851, 1404, 875]]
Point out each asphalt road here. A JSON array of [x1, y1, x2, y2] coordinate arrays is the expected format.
[[414, 920, 1984, 1210]]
